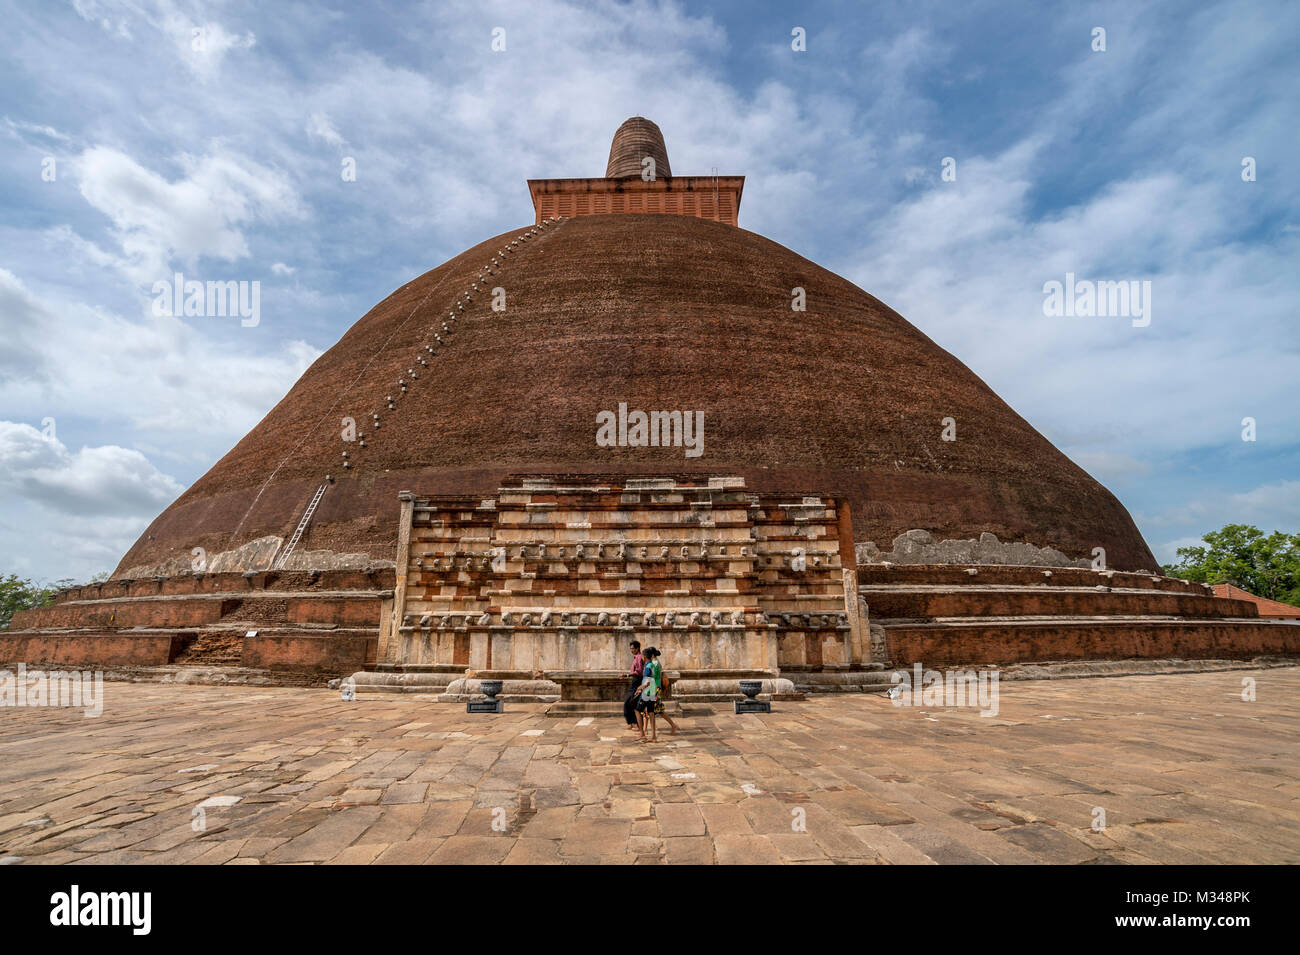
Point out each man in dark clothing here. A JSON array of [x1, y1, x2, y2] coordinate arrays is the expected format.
[[624, 640, 644, 728]]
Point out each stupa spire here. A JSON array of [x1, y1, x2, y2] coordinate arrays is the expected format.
[[527, 117, 742, 225], [605, 116, 672, 179]]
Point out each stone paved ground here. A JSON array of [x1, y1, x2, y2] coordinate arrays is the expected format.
[[1, 668, 1297, 865]]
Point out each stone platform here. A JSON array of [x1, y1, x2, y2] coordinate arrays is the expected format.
[[1, 667, 1297, 865], [6, 491, 1297, 689], [858, 563, 1300, 666], [0, 569, 393, 681]]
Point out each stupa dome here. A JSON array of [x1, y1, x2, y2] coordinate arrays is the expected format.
[[115, 119, 1156, 577]]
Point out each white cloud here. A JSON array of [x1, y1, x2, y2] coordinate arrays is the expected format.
[[1227, 480, 1300, 526], [2, 117, 71, 143], [1063, 450, 1152, 486], [73, 146, 303, 285], [71, 0, 133, 39], [0, 269, 320, 441], [847, 141, 1300, 465], [171, 20, 256, 77], [73, 0, 255, 76], [1154, 535, 1206, 565], [0, 420, 183, 517], [1146, 480, 1300, 564], [0, 268, 54, 384], [306, 113, 345, 147]]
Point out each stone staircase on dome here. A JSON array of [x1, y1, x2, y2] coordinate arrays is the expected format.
[[857, 563, 1300, 668]]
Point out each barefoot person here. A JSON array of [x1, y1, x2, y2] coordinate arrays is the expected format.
[[635, 646, 661, 742], [647, 648, 679, 736], [623, 640, 644, 731]]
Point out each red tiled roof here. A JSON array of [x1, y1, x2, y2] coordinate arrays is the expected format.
[[1211, 583, 1300, 618]]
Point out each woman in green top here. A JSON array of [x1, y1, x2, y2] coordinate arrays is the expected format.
[[652, 652, 679, 736], [636, 648, 679, 740]]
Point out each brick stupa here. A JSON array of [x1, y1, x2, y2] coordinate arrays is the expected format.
[[117, 116, 1155, 578], [6, 119, 1294, 687]]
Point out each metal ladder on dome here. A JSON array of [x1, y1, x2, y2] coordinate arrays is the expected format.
[[272, 483, 328, 570]]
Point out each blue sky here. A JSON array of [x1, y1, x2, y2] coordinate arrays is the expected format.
[[0, 0, 1296, 582]]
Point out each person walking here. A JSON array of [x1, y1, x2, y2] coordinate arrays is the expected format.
[[623, 640, 644, 731], [647, 648, 679, 736], [634, 646, 660, 742]]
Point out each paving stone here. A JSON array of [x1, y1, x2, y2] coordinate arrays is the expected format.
[[359, 805, 428, 844], [811, 789, 915, 827], [699, 804, 753, 836], [768, 832, 829, 862], [504, 838, 563, 865], [410, 800, 472, 838], [561, 817, 631, 857], [575, 774, 611, 804], [714, 833, 784, 865], [326, 843, 388, 865], [850, 825, 938, 865], [532, 786, 580, 808], [373, 839, 441, 864], [337, 789, 382, 806], [520, 806, 579, 840], [187, 839, 247, 865], [265, 807, 381, 863], [654, 802, 706, 837], [662, 835, 713, 864], [428, 835, 514, 864], [379, 783, 428, 805], [609, 798, 653, 820]]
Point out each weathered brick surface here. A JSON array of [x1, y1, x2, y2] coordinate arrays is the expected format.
[[109, 210, 1157, 579], [13, 599, 223, 630], [864, 588, 1257, 620], [286, 596, 383, 627], [5, 570, 393, 677], [857, 564, 1206, 593], [886, 619, 1300, 666], [240, 633, 378, 673], [0, 631, 176, 667]]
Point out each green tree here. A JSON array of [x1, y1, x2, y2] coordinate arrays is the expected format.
[[1162, 524, 1300, 605], [0, 574, 58, 630]]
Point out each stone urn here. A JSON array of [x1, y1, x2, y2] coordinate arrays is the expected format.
[[479, 680, 503, 701], [738, 680, 763, 700]]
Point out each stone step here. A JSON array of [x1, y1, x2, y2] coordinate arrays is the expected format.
[[861, 587, 1254, 620], [32, 568, 395, 605], [879, 616, 1300, 667], [1, 625, 379, 678], [857, 563, 1207, 594], [12, 590, 388, 631]]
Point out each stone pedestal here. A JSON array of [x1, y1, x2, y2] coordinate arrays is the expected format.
[[468, 679, 504, 713], [734, 679, 772, 714]]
